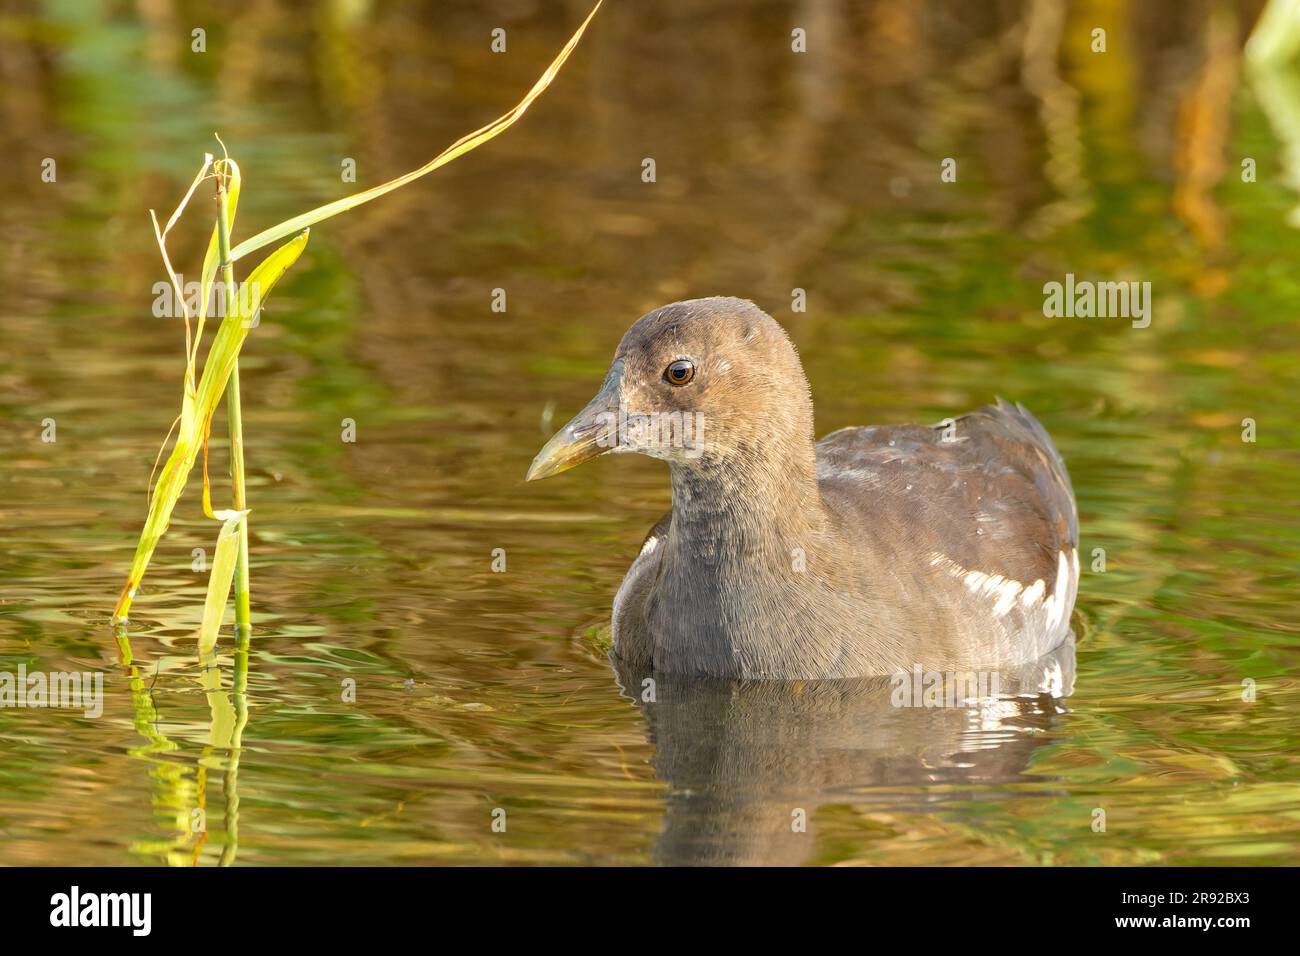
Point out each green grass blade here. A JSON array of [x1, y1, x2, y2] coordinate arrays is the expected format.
[[114, 1, 603, 627], [113, 230, 309, 624], [197, 510, 247, 655], [194, 230, 309, 422], [149, 152, 213, 397], [192, 157, 242, 371]]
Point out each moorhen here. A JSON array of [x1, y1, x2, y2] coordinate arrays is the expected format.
[[527, 297, 1079, 680]]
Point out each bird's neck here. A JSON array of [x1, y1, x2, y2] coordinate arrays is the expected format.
[[648, 438, 832, 675], [665, 438, 825, 574]]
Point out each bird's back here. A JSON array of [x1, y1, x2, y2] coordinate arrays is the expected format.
[[814, 398, 1079, 669]]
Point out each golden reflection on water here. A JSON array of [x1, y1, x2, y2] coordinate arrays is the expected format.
[[0, 0, 1298, 865]]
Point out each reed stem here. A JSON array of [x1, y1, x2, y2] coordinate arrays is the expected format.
[[216, 170, 252, 635]]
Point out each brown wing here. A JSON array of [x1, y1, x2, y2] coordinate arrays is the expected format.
[[815, 398, 1077, 627]]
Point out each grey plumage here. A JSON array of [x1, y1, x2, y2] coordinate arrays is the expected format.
[[531, 297, 1079, 679]]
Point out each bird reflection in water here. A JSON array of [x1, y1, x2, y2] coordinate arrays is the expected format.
[[611, 638, 1076, 866]]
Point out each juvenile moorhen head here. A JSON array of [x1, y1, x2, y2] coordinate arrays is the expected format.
[[526, 296, 813, 480], [528, 297, 1079, 681]]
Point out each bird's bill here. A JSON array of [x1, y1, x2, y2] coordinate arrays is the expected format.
[[526, 364, 622, 481]]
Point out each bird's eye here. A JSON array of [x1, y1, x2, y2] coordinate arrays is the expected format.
[[664, 359, 695, 386]]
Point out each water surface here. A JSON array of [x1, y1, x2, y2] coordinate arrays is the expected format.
[[1, 0, 1297, 865]]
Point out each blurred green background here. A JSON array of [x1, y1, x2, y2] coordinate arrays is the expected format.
[[0, 0, 1297, 865]]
